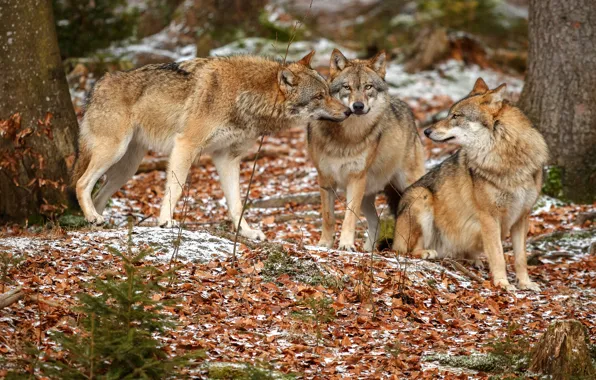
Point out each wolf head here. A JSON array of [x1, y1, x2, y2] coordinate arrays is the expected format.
[[327, 49, 389, 116], [424, 78, 508, 148], [278, 51, 351, 122]]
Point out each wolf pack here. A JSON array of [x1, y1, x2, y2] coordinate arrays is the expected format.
[[72, 49, 548, 292]]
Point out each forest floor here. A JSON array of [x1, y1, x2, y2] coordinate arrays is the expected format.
[[1, 52, 595, 378]]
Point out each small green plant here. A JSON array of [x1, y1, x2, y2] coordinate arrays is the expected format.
[[291, 296, 335, 345], [7, 223, 202, 379], [484, 322, 531, 373], [542, 166, 565, 199]]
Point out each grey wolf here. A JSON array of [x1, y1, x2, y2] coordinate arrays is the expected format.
[[393, 78, 548, 291], [308, 49, 426, 251], [72, 52, 351, 239]]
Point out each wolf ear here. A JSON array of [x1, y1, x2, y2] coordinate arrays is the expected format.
[[368, 50, 387, 78], [278, 69, 296, 93], [330, 48, 349, 77], [470, 77, 489, 96], [297, 50, 315, 68], [485, 83, 507, 107]]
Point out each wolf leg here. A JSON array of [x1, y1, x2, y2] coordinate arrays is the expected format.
[[212, 152, 265, 241], [158, 137, 197, 228], [362, 193, 379, 252], [317, 179, 337, 248], [338, 175, 366, 251], [479, 214, 516, 291], [76, 135, 132, 225], [393, 187, 430, 254], [93, 139, 147, 214], [511, 213, 540, 291]]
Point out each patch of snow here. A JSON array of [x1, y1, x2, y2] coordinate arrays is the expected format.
[[107, 23, 196, 63], [210, 37, 357, 67], [0, 227, 234, 264], [531, 195, 567, 215], [386, 60, 524, 106]]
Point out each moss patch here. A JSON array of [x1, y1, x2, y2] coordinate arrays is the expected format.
[[58, 214, 88, 229], [424, 353, 528, 374], [542, 166, 565, 199], [261, 246, 342, 289], [376, 217, 395, 250]]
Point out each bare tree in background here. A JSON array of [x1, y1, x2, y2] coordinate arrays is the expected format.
[[0, 0, 78, 222], [519, 0, 596, 202]]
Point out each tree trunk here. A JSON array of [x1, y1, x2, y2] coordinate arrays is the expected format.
[[529, 320, 595, 379], [519, 0, 596, 203], [0, 0, 78, 223]]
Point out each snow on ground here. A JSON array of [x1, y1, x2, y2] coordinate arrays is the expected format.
[[209, 37, 358, 66], [386, 59, 524, 107], [0, 227, 233, 264]]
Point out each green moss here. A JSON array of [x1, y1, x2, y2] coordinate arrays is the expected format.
[[58, 214, 88, 229], [425, 353, 529, 374], [261, 247, 342, 289], [205, 362, 296, 379], [542, 166, 565, 199], [376, 217, 395, 250]]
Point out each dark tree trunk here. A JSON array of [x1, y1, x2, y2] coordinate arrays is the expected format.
[[0, 0, 78, 223], [519, 0, 596, 203]]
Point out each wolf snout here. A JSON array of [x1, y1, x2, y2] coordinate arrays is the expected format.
[[424, 128, 432, 137], [344, 108, 352, 117], [353, 102, 365, 112]]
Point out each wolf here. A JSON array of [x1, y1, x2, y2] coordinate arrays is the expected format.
[[393, 78, 548, 291], [308, 49, 426, 252], [72, 52, 351, 239]]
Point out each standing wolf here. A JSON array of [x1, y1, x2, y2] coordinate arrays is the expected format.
[[72, 52, 351, 239], [308, 49, 425, 251], [393, 78, 548, 291]]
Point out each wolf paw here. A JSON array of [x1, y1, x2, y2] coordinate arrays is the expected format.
[[518, 281, 541, 292], [364, 237, 375, 252], [317, 239, 334, 249], [494, 279, 517, 292], [472, 259, 485, 270], [338, 242, 356, 252], [159, 219, 179, 228], [241, 228, 266, 241], [86, 214, 105, 226], [419, 249, 438, 259]]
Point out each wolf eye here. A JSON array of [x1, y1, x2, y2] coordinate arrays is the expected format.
[[365, 84, 373, 90], [315, 94, 324, 100], [452, 114, 460, 119], [342, 85, 350, 90]]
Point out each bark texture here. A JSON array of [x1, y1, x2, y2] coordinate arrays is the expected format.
[[0, 0, 78, 222], [529, 320, 595, 379], [519, 0, 596, 203]]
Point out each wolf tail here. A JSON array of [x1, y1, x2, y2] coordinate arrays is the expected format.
[[68, 137, 91, 209], [383, 183, 402, 217], [70, 142, 91, 188]]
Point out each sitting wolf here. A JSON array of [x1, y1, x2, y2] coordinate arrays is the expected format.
[[393, 78, 548, 291]]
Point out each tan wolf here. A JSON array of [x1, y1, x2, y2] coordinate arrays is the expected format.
[[308, 49, 426, 252], [393, 78, 548, 291], [72, 52, 351, 239]]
